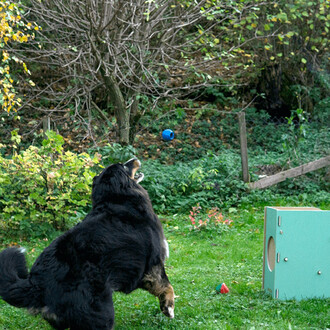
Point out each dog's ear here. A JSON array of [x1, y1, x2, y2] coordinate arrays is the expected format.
[[93, 174, 99, 184], [94, 165, 121, 183]]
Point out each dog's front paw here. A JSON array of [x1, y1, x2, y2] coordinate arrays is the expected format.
[[159, 286, 175, 318], [162, 304, 175, 318]]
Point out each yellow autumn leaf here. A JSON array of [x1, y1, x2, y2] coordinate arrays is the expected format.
[[20, 35, 28, 42], [2, 51, 9, 61], [0, 2, 40, 112], [23, 62, 28, 72]]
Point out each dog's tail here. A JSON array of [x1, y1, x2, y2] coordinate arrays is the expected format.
[[0, 247, 36, 308]]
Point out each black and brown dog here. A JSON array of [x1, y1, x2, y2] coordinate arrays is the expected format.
[[0, 158, 174, 329]]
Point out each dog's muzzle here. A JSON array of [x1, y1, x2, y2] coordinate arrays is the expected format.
[[124, 158, 144, 183]]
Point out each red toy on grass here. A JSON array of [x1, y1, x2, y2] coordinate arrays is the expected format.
[[216, 283, 229, 294]]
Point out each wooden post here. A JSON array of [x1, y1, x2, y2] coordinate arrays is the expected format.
[[43, 116, 50, 137], [238, 112, 249, 183]]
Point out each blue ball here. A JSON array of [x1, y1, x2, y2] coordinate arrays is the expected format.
[[162, 129, 175, 141]]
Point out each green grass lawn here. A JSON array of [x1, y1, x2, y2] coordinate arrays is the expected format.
[[0, 206, 329, 329]]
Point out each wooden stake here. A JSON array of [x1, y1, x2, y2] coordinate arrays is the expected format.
[[43, 116, 50, 138], [238, 112, 249, 183]]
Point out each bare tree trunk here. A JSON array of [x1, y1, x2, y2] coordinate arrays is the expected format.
[[129, 94, 142, 144], [100, 67, 130, 144]]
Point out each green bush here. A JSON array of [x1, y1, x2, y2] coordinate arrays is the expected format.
[[89, 143, 137, 166], [142, 152, 247, 214], [0, 131, 101, 239], [142, 149, 330, 214]]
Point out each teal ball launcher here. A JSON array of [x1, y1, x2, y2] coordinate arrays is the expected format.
[[263, 207, 330, 300]]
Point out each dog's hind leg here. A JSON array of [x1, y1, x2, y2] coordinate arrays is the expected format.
[[69, 294, 115, 330], [142, 264, 175, 318], [45, 318, 67, 330]]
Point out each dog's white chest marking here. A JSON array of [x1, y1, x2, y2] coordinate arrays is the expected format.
[[164, 240, 169, 259], [19, 247, 26, 254]]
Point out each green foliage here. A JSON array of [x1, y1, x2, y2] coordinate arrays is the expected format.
[[194, 0, 330, 114], [313, 96, 330, 123], [200, 0, 329, 63], [142, 146, 329, 215], [91, 143, 137, 165], [0, 131, 101, 239], [142, 152, 247, 214], [281, 108, 307, 163], [136, 105, 328, 215]]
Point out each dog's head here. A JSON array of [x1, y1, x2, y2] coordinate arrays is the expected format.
[[92, 158, 145, 206], [123, 158, 144, 183]]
